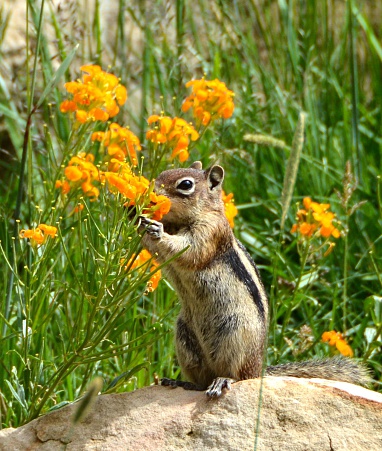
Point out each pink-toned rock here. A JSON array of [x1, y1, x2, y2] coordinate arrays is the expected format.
[[1, 377, 381, 450]]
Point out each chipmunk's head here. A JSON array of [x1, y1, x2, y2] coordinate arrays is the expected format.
[[154, 161, 225, 227]]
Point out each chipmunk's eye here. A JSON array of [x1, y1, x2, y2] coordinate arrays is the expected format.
[[175, 177, 195, 195], [178, 180, 193, 190]]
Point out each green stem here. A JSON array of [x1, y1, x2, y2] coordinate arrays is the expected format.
[[176, 0, 185, 90], [348, 0, 361, 178], [28, 353, 82, 421], [94, 0, 102, 66], [3, 0, 46, 336], [280, 240, 310, 341], [269, 232, 283, 355], [369, 251, 382, 288], [342, 214, 349, 332], [140, 6, 151, 143]]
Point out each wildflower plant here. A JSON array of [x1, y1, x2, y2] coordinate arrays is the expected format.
[[277, 197, 343, 344], [291, 197, 341, 260], [1, 53, 237, 426]]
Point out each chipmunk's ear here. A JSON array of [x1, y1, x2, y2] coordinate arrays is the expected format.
[[206, 165, 224, 190], [189, 161, 203, 170]]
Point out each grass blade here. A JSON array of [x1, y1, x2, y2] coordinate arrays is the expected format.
[[35, 44, 79, 110]]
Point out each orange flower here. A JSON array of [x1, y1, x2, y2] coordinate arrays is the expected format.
[[55, 180, 70, 194], [105, 172, 141, 199], [147, 268, 161, 291], [104, 161, 150, 201], [144, 192, 172, 221], [146, 115, 199, 162], [182, 78, 235, 126], [122, 249, 161, 292], [38, 224, 58, 238], [73, 204, 84, 214], [56, 152, 100, 201], [60, 65, 127, 123], [291, 197, 341, 240], [125, 249, 152, 270], [222, 191, 238, 228], [322, 330, 354, 357], [299, 222, 317, 237], [20, 224, 58, 247], [91, 123, 141, 169]]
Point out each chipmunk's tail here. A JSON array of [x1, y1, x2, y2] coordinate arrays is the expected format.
[[265, 356, 371, 387]]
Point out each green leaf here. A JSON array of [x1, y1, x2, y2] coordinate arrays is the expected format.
[[353, 6, 382, 62], [5, 380, 28, 411], [34, 43, 79, 110], [48, 401, 71, 412], [106, 362, 149, 390]]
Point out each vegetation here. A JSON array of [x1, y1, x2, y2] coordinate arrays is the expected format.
[[0, 0, 381, 428]]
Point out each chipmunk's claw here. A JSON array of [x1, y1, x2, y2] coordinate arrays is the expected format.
[[138, 216, 163, 239], [205, 377, 235, 397]]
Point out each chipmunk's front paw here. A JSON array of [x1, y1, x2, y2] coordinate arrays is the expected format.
[[205, 377, 235, 397], [138, 216, 163, 239]]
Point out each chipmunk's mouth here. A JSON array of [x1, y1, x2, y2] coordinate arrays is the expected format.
[[153, 183, 167, 197]]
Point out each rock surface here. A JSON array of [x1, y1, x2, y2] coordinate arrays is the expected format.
[[1, 377, 382, 451]]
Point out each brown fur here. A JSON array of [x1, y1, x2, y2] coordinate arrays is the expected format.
[[139, 162, 370, 396]]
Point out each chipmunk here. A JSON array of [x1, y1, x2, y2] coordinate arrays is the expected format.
[[139, 161, 370, 397]]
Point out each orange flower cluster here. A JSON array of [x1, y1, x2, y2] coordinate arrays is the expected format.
[[91, 123, 141, 170], [322, 330, 354, 357], [291, 197, 341, 239], [103, 160, 149, 199], [60, 65, 127, 123], [222, 191, 238, 228], [182, 78, 235, 126], [122, 249, 161, 291], [20, 224, 57, 247], [103, 161, 171, 221], [56, 152, 100, 200], [146, 115, 199, 162]]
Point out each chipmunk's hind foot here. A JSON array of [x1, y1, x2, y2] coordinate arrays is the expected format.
[[205, 377, 236, 397], [161, 377, 205, 391]]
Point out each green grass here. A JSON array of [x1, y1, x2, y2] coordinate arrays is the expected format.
[[0, 0, 381, 428]]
